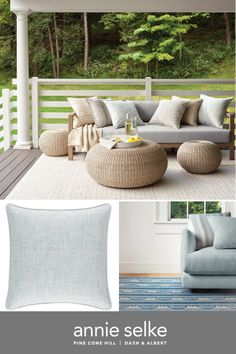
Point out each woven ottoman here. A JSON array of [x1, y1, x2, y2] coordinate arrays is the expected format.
[[85, 140, 168, 188], [39, 130, 68, 156], [177, 140, 222, 174]]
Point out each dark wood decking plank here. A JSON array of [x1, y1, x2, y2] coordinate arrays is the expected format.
[[0, 149, 42, 198], [0, 149, 30, 172], [0, 156, 41, 199], [0, 148, 16, 163], [0, 153, 40, 196], [0, 150, 31, 183]]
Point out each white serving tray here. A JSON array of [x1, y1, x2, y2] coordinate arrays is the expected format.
[[115, 139, 143, 148]]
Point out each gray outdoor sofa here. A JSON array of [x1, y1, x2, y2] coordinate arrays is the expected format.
[[68, 100, 235, 160], [101, 101, 235, 160]]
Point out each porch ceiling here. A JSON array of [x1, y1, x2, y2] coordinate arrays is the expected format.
[[10, 0, 235, 13]]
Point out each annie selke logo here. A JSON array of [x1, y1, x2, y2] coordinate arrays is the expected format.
[[73, 321, 167, 347]]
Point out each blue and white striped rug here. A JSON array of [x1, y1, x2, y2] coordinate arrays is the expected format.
[[119, 277, 236, 311]]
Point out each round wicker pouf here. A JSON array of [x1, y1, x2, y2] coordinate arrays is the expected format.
[[177, 140, 222, 174], [39, 130, 68, 156], [85, 140, 168, 188]]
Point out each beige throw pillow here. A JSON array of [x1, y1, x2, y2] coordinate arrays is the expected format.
[[67, 97, 94, 126], [87, 98, 112, 128], [172, 96, 203, 126], [149, 100, 188, 129]]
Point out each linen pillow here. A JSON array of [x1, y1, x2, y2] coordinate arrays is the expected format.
[[149, 100, 188, 129], [207, 216, 236, 249], [172, 96, 202, 126], [67, 97, 94, 126], [6, 204, 112, 310], [188, 212, 231, 250], [103, 101, 144, 129], [198, 94, 233, 128], [87, 98, 112, 127]]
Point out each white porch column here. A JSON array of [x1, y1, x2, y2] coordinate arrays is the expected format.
[[14, 9, 32, 149]]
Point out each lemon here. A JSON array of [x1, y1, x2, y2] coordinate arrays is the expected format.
[[115, 136, 121, 143], [127, 137, 135, 143]]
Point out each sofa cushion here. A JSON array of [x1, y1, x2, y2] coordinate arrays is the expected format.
[[103, 101, 144, 129], [185, 247, 236, 275], [188, 212, 231, 250], [172, 96, 202, 126], [101, 124, 230, 144], [133, 101, 159, 122], [207, 216, 236, 249], [87, 98, 112, 127], [198, 94, 233, 128], [67, 97, 94, 126], [149, 100, 188, 129]]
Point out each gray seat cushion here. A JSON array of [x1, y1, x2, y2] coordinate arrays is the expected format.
[[102, 124, 230, 144], [185, 247, 236, 275]]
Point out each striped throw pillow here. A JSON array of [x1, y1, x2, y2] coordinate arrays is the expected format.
[[188, 212, 231, 249]]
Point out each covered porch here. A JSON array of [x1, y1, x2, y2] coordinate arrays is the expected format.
[[0, 0, 235, 199]]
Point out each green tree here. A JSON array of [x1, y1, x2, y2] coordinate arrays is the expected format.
[[0, 0, 16, 76], [171, 202, 187, 219], [118, 13, 198, 73]]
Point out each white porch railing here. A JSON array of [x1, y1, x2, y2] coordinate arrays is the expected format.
[[0, 77, 235, 151]]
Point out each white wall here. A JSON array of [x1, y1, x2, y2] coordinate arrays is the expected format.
[[119, 201, 236, 274]]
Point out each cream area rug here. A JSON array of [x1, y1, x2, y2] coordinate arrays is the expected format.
[[7, 152, 235, 200]]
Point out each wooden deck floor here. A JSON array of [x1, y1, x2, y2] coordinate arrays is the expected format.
[[0, 148, 42, 199]]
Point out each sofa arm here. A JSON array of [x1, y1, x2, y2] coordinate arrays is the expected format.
[[226, 111, 235, 119], [226, 111, 235, 134], [181, 229, 197, 273], [68, 114, 74, 134], [68, 113, 79, 133]]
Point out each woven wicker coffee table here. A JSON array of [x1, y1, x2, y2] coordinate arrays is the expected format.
[[177, 140, 222, 174], [85, 140, 168, 188]]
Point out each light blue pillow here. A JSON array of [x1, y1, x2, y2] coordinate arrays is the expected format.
[[104, 101, 144, 129], [198, 94, 233, 128], [188, 212, 231, 249], [6, 204, 112, 310], [207, 216, 236, 249]]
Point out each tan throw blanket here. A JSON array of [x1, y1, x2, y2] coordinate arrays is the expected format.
[[68, 124, 101, 152]]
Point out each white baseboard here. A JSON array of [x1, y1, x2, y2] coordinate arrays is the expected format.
[[120, 262, 180, 273]]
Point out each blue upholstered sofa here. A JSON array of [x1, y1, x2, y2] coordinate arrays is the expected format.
[[181, 229, 236, 289]]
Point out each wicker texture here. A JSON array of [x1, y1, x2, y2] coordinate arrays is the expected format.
[[85, 140, 168, 188], [177, 140, 222, 174], [39, 130, 68, 156]]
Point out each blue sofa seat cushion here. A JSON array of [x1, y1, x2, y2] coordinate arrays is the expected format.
[[185, 247, 236, 275]]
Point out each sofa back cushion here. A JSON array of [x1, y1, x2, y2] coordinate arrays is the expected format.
[[188, 212, 231, 250], [208, 216, 236, 249], [132, 101, 159, 122], [67, 97, 94, 126], [149, 100, 188, 129], [172, 96, 202, 126], [198, 94, 233, 128], [103, 101, 145, 129], [87, 98, 112, 127]]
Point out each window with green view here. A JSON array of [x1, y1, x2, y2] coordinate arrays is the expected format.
[[170, 201, 222, 220]]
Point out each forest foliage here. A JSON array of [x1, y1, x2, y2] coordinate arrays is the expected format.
[[0, 0, 234, 79], [170, 202, 222, 219]]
